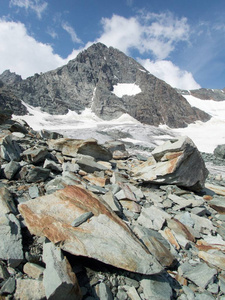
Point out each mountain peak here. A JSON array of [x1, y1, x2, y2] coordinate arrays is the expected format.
[[6, 43, 210, 128], [0, 69, 22, 85]]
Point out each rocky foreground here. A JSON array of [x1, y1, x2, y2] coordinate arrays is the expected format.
[[1, 118, 225, 300]]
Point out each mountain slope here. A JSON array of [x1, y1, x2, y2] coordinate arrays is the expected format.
[[2, 43, 210, 128]]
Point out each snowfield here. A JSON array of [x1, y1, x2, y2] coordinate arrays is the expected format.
[[13, 93, 225, 154], [112, 83, 142, 98]]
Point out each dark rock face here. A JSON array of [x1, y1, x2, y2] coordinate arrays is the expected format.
[[6, 43, 210, 128], [0, 70, 22, 85], [0, 82, 27, 116]]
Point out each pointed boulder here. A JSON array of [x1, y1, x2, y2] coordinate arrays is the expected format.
[[18, 185, 163, 275], [132, 136, 208, 191]]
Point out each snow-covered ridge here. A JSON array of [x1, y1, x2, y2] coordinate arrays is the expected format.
[[112, 83, 142, 98]]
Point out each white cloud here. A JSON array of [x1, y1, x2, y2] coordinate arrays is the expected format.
[[9, 0, 48, 19], [61, 22, 82, 44], [0, 20, 65, 78], [138, 58, 200, 90], [98, 12, 190, 59], [97, 15, 142, 54]]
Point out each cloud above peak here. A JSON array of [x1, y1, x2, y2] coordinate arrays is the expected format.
[[98, 12, 190, 59], [9, 0, 48, 19]]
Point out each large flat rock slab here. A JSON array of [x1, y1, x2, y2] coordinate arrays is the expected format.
[[18, 185, 163, 275]]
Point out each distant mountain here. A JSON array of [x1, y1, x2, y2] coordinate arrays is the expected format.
[[177, 88, 225, 101], [0, 43, 210, 128]]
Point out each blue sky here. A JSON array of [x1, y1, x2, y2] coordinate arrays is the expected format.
[[0, 0, 225, 89]]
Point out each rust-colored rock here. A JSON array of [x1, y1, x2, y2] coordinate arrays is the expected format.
[[48, 138, 112, 161], [18, 185, 163, 275]]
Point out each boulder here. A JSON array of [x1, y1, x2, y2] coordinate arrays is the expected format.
[[38, 129, 63, 140], [214, 144, 225, 159], [23, 147, 49, 164], [132, 136, 208, 191], [26, 167, 50, 183], [3, 160, 21, 179], [43, 240, 82, 300], [1, 134, 22, 162], [0, 213, 24, 267], [48, 138, 112, 161], [18, 185, 163, 275], [0, 187, 23, 267]]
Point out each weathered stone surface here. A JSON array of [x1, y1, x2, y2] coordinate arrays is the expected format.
[[133, 225, 176, 268], [0, 187, 23, 267], [0, 187, 17, 215], [23, 262, 44, 279], [205, 183, 225, 196], [208, 197, 225, 214], [0, 261, 10, 282], [38, 129, 63, 140], [1, 134, 22, 161], [178, 261, 217, 289], [48, 138, 112, 161], [23, 147, 48, 164], [214, 144, 225, 159], [137, 206, 171, 231], [26, 167, 50, 183], [198, 250, 225, 270], [14, 278, 45, 300], [83, 173, 108, 187], [3, 160, 21, 179], [166, 218, 195, 248], [141, 275, 173, 300], [132, 136, 208, 191], [43, 240, 82, 300], [0, 277, 16, 295], [101, 191, 122, 215], [95, 282, 113, 300], [18, 185, 163, 275], [77, 155, 108, 173], [0, 213, 24, 267], [43, 158, 62, 172], [28, 185, 40, 199]]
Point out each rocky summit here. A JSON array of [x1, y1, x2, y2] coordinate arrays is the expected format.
[[1, 117, 225, 299], [0, 43, 210, 128]]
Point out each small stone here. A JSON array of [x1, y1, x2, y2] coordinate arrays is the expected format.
[[96, 282, 113, 300], [1, 134, 22, 162], [0, 277, 16, 295], [0, 262, 10, 282], [141, 275, 173, 300], [14, 278, 45, 300], [71, 211, 94, 227], [28, 185, 40, 199], [43, 158, 62, 172], [178, 261, 217, 289], [137, 206, 171, 230], [23, 262, 45, 279]]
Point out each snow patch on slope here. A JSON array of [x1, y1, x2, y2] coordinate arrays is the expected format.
[[112, 83, 141, 98]]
